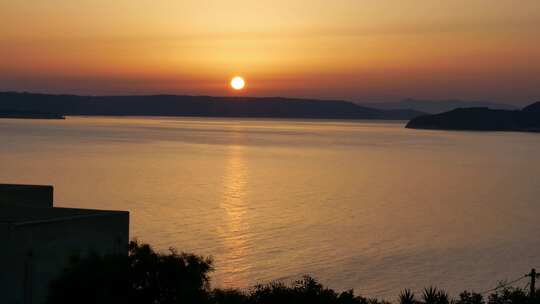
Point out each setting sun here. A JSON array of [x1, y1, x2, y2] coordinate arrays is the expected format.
[[3, 1, 540, 302], [230, 76, 246, 90]]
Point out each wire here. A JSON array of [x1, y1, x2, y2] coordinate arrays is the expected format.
[[479, 275, 528, 295]]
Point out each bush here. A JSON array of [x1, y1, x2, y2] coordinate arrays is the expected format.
[[47, 240, 214, 304], [487, 287, 529, 304], [47, 240, 538, 304], [456, 291, 484, 304]]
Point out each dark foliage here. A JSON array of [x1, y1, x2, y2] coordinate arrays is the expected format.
[[47, 240, 540, 304], [247, 275, 385, 304], [47, 240, 214, 304], [399, 289, 417, 304], [420, 287, 451, 304], [211, 288, 250, 304], [455, 291, 484, 304], [487, 287, 529, 304]]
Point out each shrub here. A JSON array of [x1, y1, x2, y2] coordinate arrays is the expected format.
[[47, 241, 214, 304]]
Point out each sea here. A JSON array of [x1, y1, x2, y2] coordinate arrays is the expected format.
[[1, 116, 539, 299]]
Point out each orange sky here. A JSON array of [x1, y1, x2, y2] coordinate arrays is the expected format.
[[1, 0, 539, 104]]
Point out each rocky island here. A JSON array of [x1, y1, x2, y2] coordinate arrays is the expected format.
[[406, 101, 540, 132]]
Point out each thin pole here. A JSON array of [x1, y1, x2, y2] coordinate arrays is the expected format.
[[529, 268, 537, 300]]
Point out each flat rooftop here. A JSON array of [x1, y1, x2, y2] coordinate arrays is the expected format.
[[0, 205, 128, 225], [0, 183, 53, 207], [0, 184, 52, 191]]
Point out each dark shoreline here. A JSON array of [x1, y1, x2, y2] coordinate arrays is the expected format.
[[0, 112, 65, 120], [0, 91, 424, 121], [406, 102, 540, 133]]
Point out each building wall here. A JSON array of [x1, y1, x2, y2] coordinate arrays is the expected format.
[[3, 212, 129, 304], [0, 223, 16, 303], [0, 185, 53, 208]]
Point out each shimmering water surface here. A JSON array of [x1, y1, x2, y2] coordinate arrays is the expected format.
[[1, 116, 540, 298]]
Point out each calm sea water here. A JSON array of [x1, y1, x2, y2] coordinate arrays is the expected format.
[[1, 116, 540, 299]]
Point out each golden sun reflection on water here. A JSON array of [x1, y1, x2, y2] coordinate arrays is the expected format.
[[219, 144, 250, 287], [4, 117, 540, 296]]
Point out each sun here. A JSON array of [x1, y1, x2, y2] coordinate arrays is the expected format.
[[230, 76, 246, 90]]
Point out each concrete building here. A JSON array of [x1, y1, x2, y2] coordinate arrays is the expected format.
[[0, 184, 129, 304]]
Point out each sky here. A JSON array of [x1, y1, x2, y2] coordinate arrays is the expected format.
[[1, 0, 540, 104]]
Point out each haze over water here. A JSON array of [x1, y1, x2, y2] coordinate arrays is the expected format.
[[1, 116, 539, 298]]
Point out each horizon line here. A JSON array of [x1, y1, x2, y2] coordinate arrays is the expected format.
[[0, 90, 524, 106]]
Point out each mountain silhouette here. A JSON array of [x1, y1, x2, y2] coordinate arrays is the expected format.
[[359, 98, 517, 114], [0, 92, 423, 120], [406, 101, 540, 132]]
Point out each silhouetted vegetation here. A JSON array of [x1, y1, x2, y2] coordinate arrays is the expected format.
[[488, 288, 530, 304], [455, 291, 485, 304], [47, 241, 213, 304], [48, 241, 540, 304]]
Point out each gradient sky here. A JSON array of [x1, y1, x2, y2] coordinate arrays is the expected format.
[[1, 0, 539, 104]]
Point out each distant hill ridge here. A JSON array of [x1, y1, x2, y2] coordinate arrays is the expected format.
[[0, 110, 64, 119], [359, 98, 517, 114], [0, 92, 423, 120], [406, 101, 540, 132]]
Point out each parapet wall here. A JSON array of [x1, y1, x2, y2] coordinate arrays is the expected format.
[[0, 184, 54, 208], [0, 184, 130, 304], [1, 209, 129, 304], [9, 211, 129, 303]]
